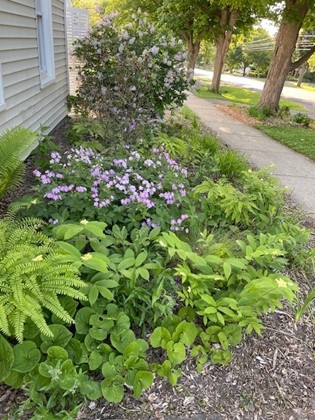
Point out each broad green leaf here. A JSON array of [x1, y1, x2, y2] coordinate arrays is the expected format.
[[80, 380, 102, 400], [75, 307, 95, 335], [225, 258, 247, 269], [201, 294, 216, 306], [64, 225, 84, 240], [223, 262, 232, 280], [149, 227, 161, 239], [150, 327, 171, 349], [172, 321, 198, 347], [89, 351, 103, 370], [89, 285, 99, 305], [218, 306, 236, 318], [98, 286, 114, 300], [210, 349, 232, 365], [0, 335, 14, 380], [218, 332, 229, 351], [82, 253, 109, 273], [101, 377, 124, 403], [110, 330, 135, 353], [40, 325, 72, 353], [96, 279, 119, 288], [3, 370, 24, 389], [84, 223, 106, 238], [137, 267, 150, 280], [90, 238, 108, 253], [47, 346, 68, 360], [118, 258, 135, 270], [133, 371, 154, 399], [166, 341, 186, 365], [203, 307, 217, 315], [135, 251, 148, 267], [12, 341, 41, 373], [57, 241, 81, 258]]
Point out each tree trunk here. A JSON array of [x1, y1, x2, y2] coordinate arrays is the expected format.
[[187, 40, 201, 78], [211, 8, 238, 93], [258, 0, 311, 111], [182, 31, 201, 78], [297, 61, 308, 87]]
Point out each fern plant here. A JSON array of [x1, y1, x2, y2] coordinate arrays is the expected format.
[[0, 216, 86, 342], [0, 127, 38, 198]]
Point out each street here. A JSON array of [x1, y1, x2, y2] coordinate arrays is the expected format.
[[195, 69, 315, 118]]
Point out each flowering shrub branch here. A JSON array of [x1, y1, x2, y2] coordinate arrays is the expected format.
[[69, 12, 193, 143]]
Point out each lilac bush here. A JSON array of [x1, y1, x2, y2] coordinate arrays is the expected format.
[[28, 146, 190, 231], [69, 12, 192, 143]]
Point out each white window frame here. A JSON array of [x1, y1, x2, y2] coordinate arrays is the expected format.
[[35, 0, 55, 87], [0, 63, 5, 111]]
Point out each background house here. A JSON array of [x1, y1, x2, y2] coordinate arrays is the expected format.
[[0, 0, 88, 136]]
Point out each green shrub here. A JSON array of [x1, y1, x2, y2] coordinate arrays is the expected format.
[[291, 112, 312, 127], [70, 12, 191, 144]]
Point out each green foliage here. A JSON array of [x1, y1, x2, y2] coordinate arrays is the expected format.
[[2, 108, 314, 418], [0, 216, 86, 342], [157, 230, 299, 366], [70, 11, 191, 144], [248, 105, 274, 120], [53, 221, 176, 327], [0, 127, 37, 198], [291, 112, 312, 127], [194, 167, 284, 229]]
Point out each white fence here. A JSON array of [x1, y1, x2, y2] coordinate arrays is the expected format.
[[66, 3, 89, 95]]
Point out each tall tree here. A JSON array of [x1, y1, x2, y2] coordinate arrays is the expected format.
[[259, 0, 315, 110]]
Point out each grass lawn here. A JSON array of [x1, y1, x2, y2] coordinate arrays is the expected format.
[[285, 81, 315, 93], [258, 125, 315, 161], [195, 84, 305, 110]]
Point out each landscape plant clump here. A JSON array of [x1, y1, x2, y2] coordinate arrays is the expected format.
[[21, 144, 190, 231], [69, 11, 192, 143]]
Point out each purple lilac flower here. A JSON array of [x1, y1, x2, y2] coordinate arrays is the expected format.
[[44, 192, 61, 201], [76, 186, 87, 193]]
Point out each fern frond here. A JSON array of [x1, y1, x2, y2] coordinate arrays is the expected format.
[[0, 127, 38, 198], [42, 294, 74, 324], [0, 215, 86, 341], [0, 302, 10, 336], [13, 311, 27, 343]]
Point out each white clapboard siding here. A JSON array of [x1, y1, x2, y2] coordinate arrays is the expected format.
[[0, 0, 70, 134]]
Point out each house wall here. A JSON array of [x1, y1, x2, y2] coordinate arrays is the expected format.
[[0, 0, 69, 134]]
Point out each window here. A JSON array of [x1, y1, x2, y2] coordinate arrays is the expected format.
[[0, 64, 5, 111], [35, 0, 55, 87]]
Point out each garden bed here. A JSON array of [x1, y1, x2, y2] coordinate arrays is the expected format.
[[1, 112, 314, 420]]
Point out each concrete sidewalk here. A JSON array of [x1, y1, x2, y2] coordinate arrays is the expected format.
[[185, 94, 315, 220]]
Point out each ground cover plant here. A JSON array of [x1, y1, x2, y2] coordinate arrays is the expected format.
[[1, 106, 314, 419]]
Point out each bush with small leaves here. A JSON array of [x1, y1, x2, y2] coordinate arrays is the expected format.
[[69, 12, 192, 144]]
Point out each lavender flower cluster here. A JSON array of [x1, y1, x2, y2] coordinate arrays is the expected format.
[[32, 146, 190, 228]]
